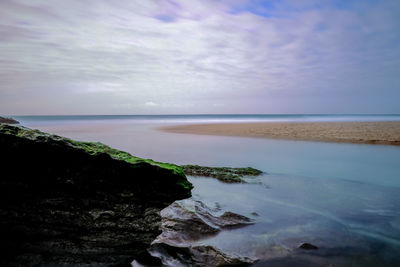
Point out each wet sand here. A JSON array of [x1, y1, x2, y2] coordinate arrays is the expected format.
[[160, 121, 400, 146]]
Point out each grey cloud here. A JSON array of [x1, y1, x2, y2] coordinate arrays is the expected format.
[[0, 0, 399, 114]]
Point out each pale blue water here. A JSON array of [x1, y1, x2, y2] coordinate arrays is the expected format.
[[13, 115, 400, 266], [14, 114, 400, 125]]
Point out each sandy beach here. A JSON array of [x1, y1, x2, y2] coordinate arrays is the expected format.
[[160, 121, 400, 146]]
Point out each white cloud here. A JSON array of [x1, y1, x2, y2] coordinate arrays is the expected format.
[[144, 101, 159, 107]]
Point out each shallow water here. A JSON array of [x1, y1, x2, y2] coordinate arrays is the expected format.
[[189, 175, 400, 266], [15, 115, 400, 266]]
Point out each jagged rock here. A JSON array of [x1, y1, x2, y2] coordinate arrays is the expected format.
[[151, 243, 257, 266], [182, 165, 263, 183], [149, 199, 256, 266], [153, 199, 254, 246], [0, 116, 19, 124], [0, 124, 192, 266]]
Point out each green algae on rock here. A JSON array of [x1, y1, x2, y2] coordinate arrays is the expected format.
[[0, 124, 192, 266], [182, 164, 263, 183], [1, 124, 192, 194]]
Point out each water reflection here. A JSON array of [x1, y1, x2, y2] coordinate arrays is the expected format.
[[187, 175, 400, 266]]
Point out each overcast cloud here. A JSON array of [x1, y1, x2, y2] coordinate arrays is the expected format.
[[0, 0, 399, 115]]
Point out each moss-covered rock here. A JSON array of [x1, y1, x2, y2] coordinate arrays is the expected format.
[[182, 165, 263, 183], [0, 124, 192, 266]]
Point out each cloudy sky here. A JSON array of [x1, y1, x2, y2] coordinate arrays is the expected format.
[[0, 0, 399, 115]]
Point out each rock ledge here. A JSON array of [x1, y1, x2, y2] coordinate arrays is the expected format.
[[0, 124, 192, 266]]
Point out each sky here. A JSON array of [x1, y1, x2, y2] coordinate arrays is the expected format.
[[0, 0, 399, 115]]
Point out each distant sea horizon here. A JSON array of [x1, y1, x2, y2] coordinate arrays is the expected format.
[[12, 113, 400, 126]]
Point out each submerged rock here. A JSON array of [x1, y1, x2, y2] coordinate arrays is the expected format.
[[0, 124, 192, 266], [149, 199, 257, 266], [0, 116, 19, 124], [154, 200, 254, 246], [299, 243, 319, 250], [151, 243, 257, 267], [182, 165, 263, 183]]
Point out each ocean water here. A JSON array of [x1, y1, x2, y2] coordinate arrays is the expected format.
[[14, 113, 400, 125], [14, 114, 400, 266]]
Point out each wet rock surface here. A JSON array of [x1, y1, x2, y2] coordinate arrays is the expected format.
[[151, 243, 257, 267], [154, 200, 254, 245], [0, 124, 192, 266], [182, 165, 263, 183], [149, 199, 257, 266]]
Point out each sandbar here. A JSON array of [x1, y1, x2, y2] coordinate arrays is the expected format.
[[160, 121, 400, 146]]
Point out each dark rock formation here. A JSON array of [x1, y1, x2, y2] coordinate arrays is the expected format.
[[182, 165, 263, 183], [154, 200, 254, 245], [0, 124, 192, 266], [150, 243, 257, 267], [0, 116, 19, 124], [299, 243, 319, 250], [149, 199, 257, 266]]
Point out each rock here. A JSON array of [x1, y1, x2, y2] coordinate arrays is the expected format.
[[151, 243, 257, 267], [149, 199, 256, 266], [0, 116, 19, 124], [153, 199, 254, 246], [0, 124, 192, 266], [182, 165, 263, 183], [299, 243, 318, 250]]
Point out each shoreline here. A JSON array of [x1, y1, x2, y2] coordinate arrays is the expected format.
[[159, 121, 400, 146]]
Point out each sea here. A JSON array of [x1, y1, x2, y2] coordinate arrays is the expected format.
[[14, 114, 400, 266]]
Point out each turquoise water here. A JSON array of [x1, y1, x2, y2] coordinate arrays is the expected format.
[[14, 115, 400, 266]]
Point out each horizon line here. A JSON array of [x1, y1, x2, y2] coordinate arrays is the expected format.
[[8, 113, 400, 117]]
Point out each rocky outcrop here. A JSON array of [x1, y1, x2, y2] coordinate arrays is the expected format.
[[153, 200, 254, 246], [149, 199, 257, 266], [150, 243, 257, 267], [0, 124, 192, 266], [182, 165, 263, 183], [0, 116, 19, 124]]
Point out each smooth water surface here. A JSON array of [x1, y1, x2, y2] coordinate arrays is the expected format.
[[14, 115, 400, 266]]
